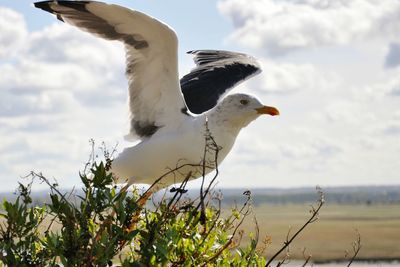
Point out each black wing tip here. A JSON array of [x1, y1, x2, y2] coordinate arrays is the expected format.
[[34, 1, 92, 12], [34, 1, 56, 13], [34, 1, 65, 22], [34, 1, 92, 21]]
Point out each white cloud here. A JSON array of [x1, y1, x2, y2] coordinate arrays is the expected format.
[[214, 0, 400, 186], [217, 56, 400, 187], [247, 60, 339, 94], [363, 68, 400, 98], [0, 13, 129, 190], [0, 87, 78, 116], [0, 7, 27, 58], [218, 0, 400, 55], [27, 24, 125, 71], [0, 22, 127, 117]]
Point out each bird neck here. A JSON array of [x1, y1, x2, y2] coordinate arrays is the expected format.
[[197, 112, 238, 162], [205, 107, 245, 136]]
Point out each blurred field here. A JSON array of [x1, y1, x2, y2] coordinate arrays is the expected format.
[[232, 203, 400, 262]]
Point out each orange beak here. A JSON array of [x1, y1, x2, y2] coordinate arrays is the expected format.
[[255, 106, 280, 116]]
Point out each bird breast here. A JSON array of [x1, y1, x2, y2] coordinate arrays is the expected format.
[[111, 116, 237, 187]]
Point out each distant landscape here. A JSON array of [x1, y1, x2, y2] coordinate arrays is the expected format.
[[219, 185, 400, 205], [214, 186, 400, 263], [2, 185, 400, 206]]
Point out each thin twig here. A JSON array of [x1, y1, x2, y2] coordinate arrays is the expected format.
[[301, 248, 312, 267], [265, 190, 324, 267], [245, 216, 260, 267], [347, 230, 361, 267], [167, 171, 192, 209], [198, 116, 221, 226]]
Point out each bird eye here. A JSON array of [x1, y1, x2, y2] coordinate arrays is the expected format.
[[240, 99, 249, 105]]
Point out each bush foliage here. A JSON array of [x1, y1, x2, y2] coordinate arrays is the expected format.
[[0, 157, 267, 266]]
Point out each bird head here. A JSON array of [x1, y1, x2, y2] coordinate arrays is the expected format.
[[214, 93, 279, 128]]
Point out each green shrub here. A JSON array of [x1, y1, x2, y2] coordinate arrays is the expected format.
[[0, 157, 265, 266]]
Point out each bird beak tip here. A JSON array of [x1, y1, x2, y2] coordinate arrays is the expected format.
[[255, 106, 280, 116]]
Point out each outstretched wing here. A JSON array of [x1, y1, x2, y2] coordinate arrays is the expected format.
[[180, 50, 261, 114], [35, 1, 187, 139]]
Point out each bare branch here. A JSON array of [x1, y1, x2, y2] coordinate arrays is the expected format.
[[301, 248, 312, 267], [265, 188, 325, 267], [199, 116, 221, 226], [346, 229, 362, 267]]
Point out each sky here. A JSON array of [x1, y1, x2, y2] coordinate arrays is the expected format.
[[0, 0, 399, 192]]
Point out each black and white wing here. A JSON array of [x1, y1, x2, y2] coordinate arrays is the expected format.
[[34, 1, 187, 140], [180, 50, 261, 114]]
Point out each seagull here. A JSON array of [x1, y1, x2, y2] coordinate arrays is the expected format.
[[34, 1, 279, 190]]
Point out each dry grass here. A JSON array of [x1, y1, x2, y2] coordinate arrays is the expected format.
[[233, 203, 400, 262]]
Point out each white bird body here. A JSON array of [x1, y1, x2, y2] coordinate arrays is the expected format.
[[34, 1, 280, 189], [113, 105, 240, 187]]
